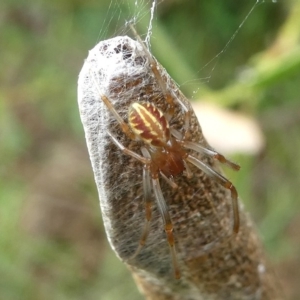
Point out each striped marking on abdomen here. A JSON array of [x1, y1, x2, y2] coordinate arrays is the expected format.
[[128, 102, 170, 147]]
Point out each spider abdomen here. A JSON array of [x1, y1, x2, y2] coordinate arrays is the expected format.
[[128, 102, 170, 147]]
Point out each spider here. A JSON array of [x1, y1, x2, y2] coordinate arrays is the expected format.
[[91, 25, 240, 279]]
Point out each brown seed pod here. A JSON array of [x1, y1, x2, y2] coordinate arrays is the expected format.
[[78, 34, 280, 299]]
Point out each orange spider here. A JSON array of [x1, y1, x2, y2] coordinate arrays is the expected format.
[[91, 25, 240, 279]]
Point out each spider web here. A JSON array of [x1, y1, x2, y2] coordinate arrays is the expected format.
[[93, 0, 268, 93]]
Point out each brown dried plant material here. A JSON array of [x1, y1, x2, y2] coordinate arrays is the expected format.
[[77, 36, 280, 299]]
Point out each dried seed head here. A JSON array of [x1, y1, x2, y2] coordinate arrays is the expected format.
[[78, 35, 280, 299]]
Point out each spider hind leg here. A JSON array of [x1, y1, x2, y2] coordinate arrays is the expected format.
[[152, 177, 180, 279], [129, 148, 181, 279], [129, 160, 153, 260], [186, 155, 240, 234]]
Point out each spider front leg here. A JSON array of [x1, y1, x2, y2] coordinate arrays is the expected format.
[[187, 155, 240, 234], [129, 24, 191, 135]]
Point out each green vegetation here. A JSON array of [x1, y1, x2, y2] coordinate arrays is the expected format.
[[1, 0, 299, 299]]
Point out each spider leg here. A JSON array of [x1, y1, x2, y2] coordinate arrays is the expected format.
[[152, 177, 180, 279], [183, 141, 240, 171], [90, 70, 135, 139], [160, 171, 178, 189], [130, 147, 153, 259], [108, 131, 149, 164], [170, 127, 183, 140], [171, 128, 240, 171], [183, 160, 193, 179], [129, 24, 190, 135], [186, 155, 240, 234]]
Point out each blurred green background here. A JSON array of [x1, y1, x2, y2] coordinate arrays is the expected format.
[[1, 0, 300, 299]]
